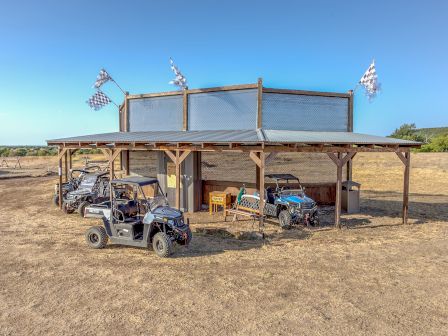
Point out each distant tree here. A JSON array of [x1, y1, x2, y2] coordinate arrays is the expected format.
[[430, 134, 448, 152], [390, 123, 425, 142]]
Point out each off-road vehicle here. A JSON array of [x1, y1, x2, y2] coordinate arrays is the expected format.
[[53, 166, 102, 206], [84, 177, 192, 258], [265, 174, 320, 228], [62, 171, 110, 217]]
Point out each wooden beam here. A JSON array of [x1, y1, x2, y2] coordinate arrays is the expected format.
[[100, 148, 111, 160], [327, 152, 339, 165], [249, 151, 262, 168], [257, 78, 263, 128], [68, 149, 72, 172], [327, 152, 355, 229], [126, 83, 258, 100], [57, 148, 68, 161], [263, 87, 351, 98], [259, 151, 265, 231], [395, 152, 407, 165], [265, 152, 277, 165], [164, 150, 176, 163], [399, 152, 411, 224], [64, 150, 68, 182], [58, 147, 63, 209], [178, 150, 191, 164], [335, 152, 343, 229], [125, 150, 130, 175], [111, 148, 123, 162], [341, 152, 356, 166], [175, 150, 181, 209]]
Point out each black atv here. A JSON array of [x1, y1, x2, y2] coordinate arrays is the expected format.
[[84, 177, 192, 258], [62, 171, 110, 217]]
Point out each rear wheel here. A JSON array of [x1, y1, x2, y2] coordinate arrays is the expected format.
[[311, 212, 320, 227], [85, 226, 108, 249], [152, 232, 173, 258], [78, 201, 90, 218], [279, 210, 292, 229], [62, 202, 74, 214], [53, 194, 59, 206]]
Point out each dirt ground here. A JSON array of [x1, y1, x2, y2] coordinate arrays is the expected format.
[[1, 153, 447, 335]]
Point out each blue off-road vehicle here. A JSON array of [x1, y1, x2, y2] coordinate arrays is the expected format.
[[265, 174, 320, 229]]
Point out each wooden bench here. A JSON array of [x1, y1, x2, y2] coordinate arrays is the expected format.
[[224, 195, 264, 223]]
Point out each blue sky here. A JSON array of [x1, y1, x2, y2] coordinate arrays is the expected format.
[[0, 0, 446, 145]]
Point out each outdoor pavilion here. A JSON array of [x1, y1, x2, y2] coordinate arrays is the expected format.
[[47, 128, 420, 229]]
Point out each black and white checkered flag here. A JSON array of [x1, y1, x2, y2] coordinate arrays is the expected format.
[[169, 58, 188, 90], [86, 90, 112, 111], [93, 68, 111, 89], [359, 60, 381, 100]]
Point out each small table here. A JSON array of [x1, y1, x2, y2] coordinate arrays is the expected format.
[[209, 191, 231, 215]]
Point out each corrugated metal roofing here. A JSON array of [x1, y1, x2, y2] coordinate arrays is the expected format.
[[47, 129, 419, 146], [263, 130, 419, 145]]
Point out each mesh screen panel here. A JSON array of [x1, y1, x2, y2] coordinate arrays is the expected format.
[[188, 89, 257, 130], [201, 152, 256, 183], [129, 151, 159, 177], [265, 152, 346, 183], [262, 93, 349, 131], [128, 96, 183, 131]]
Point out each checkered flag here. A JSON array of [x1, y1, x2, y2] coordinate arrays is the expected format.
[[86, 90, 112, 111], [169, 58, 188, 90], [359, 60, 381, 100], [93, 68, 112, 89]]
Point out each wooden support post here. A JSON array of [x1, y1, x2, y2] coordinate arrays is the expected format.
[[58, 149, 63, 209], [335, 152, 343, 229], [182, 90, 188, 131], [347, 90, 354, 181], [327, 152, 356, 229], [396, 151, 411, 224], [164, 150, 191, 210], [64, 150, 68, 182], [126, 150, 130, 175], [257, 78, 263, 128], [175, 150, 181, 209], [68, 149, 72, 172], [56, 148, 68, 209], [249, 151, 265, 231], [259, 152, 265, 230]]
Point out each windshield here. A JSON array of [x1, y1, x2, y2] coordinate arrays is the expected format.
[[78, 175, 97, 190], [280, 189, 305, 197], [137, 182, 168, 211]]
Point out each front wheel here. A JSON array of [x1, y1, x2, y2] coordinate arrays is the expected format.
[[85, 226, 108, 249], [279, 210, 292, 229], [152, 232, 173, 258], [177, 228, 192, 246]]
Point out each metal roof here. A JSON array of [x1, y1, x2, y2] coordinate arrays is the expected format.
[[262, 130, 419, 145], [47, 129, 419, 146]]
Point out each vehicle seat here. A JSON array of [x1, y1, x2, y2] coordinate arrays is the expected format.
[[266, 187, 275, 204], [117, 200, 138, 218]]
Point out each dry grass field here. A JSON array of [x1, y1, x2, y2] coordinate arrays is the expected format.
[[1, 153, 447, 335]]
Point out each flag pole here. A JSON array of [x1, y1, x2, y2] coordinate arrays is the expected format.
[[110, 78, 127, 96]]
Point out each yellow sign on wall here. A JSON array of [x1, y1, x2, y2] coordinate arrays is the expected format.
[[167, 162, 178, 188], [167, 174, 176, 188]]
